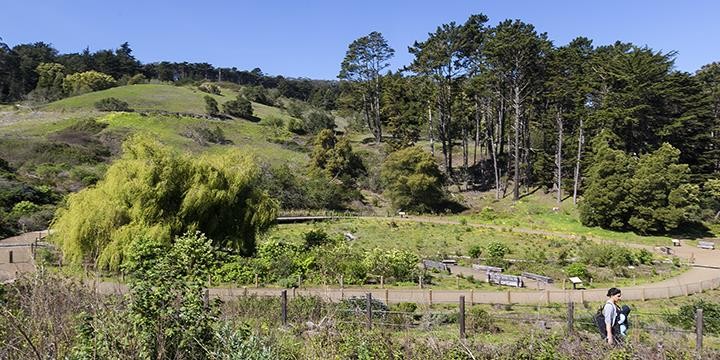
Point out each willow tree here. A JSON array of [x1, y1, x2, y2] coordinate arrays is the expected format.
[[51, 135, 278, 270]]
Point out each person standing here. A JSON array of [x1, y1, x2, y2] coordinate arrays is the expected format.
[[603, 287, 622, 345]]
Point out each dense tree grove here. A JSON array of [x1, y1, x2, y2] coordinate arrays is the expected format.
[[332, 14, 719, 233]]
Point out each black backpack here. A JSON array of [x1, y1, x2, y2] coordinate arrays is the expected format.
[[594, 304, 620, 338]]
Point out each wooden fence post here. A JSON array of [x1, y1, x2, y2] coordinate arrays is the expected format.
[[470, 289, 474, 305], [281, 290, 288, 327], [366, 293, 373, 329], [255, 273, 259, 288], [459, 295, 466, 339], [696, 308, 703, 358], [567, 301, 574, 335], [8, 250, 13, 264], [385, 288, 389, 305], [429, 289, 433, 306]]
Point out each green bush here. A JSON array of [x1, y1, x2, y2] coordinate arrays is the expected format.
[[665, 299, 720, 334], [303, 111, 335, 134], [467, 307, 500, 333], [303, 228, 332, 249], [564, 262, 590, 279], [223, 96, 253, 118], [363, 248, 419, 283], [63, 70, 116, 95], [380, 146, 445, 213], [286, 117, 305, 134], [94, 97, 132, 112], [204, 95, 219, 115], [579, 243, 636, 268], [468, 244, 482, 258]]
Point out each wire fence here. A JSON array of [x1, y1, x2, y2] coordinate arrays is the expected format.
[[242, 290, 718, 355]]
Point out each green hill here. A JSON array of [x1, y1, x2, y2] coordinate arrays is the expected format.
[[43, 84, 293, 120]]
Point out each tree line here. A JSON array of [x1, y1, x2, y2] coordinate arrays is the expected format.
[[337, 14, 720, 234], [0, 39, 339, 108]]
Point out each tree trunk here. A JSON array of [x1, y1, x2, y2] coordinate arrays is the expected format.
[[556, 109, 563, 204], [428, 104, 435, 157], [573, 117, 584, 205], [474, 95, 480, 166], [513, 85, 521, 201], [362, 92, 372, 137], [487, 106, 501, 200], [462, 125, 469, 173], [373, 76, 382, 144]]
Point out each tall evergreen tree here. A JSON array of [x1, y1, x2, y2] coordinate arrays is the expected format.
[[339, 32, 395, 144]]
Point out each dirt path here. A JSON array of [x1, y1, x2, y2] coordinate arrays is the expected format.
[[2, 223, 719, 304]]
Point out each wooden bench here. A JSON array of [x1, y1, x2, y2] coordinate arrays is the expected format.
[[698, 241, 715, 250], [472, 264, 503, 273], [569, 276, 584, 290], [441, 259, 458, 265], [422, 259, 450, 273], [488, 273, 523, 287], [521, 272, 554, 284], [397, 211, 407, 218], [671, 239, 681, 247]]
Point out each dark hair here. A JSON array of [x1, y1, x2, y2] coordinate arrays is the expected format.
[[607, 287, 621, 297]]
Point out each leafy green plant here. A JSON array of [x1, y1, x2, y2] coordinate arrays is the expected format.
[[564, 262, 590, 279], [94, 97, 132, 112]]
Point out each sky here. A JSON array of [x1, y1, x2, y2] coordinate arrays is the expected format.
[[2, 0, 719, 80]]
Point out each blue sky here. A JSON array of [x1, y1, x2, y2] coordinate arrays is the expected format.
[[3, 1, 718, 79]]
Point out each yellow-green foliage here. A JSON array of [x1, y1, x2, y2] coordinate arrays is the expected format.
[[51, 135, 278, 269], [63, 70, 117, 95]]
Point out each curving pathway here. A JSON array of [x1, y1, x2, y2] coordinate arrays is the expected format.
[[2, 221, 719, 304]]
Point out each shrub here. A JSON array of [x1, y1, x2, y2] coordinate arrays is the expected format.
[[94, 97, 132, 112], [63, 71, 116, 94], [286, 117, 305, 134], [363, 248, 419, 283], [564, 262, 590, 279], [127, 73, 147, 85], [204, 95, 219, 115], [380, 146, 445, 213], [198, 82, 221, 95], [635, 248, 653, 265], [468, 244, 482, 259], [579, 243, 636, 268], [303, 111, 335, 134], [467, 307, 500, 332], [303, 228, 332, 249], [665, 299, 720, 334], [243, 85, 272, 105], [181, 124, 228, 145], [223, 96, 253, 118]]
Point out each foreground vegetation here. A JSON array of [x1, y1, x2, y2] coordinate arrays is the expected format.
[[2, 262, 719, 359]]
